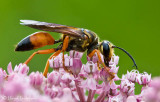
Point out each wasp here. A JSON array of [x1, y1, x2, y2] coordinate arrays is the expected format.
[[15, 20, 137, 77]]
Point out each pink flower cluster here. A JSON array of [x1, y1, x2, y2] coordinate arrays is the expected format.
[[0, 51, 157, 102]]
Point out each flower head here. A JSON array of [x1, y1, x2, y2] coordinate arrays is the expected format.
[[0, 51, 154, 102]]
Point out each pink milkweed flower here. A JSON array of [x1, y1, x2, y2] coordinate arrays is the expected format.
[[83, 61, 98, 75], [100, 68, 115, 83], [99, 68, 117, 94], [108, 94, 124, 102], [87, 53, 104, 63], [29, 71, 44, 88], [14, 63, 29, 74], [80, 62, 99, 90], [126, 96, 137, 102], [64, 54, 71, 67], [149, 77, 160, 89], [109, 55, 119, 66], [120, 79, 135, 96], [7, 62, 13, 74], [81, 77, 98, 90], [44, 86, 60, 99], [87, 53, 98, 63], [0, 68, 7, 87], [60, 88, 76, 102], [49, 53, 63, 69], [99, 81, 117, 93], [0, 52, 156, 101], [0, 68, 7, 81], [110, 64, 119, 74], [52, 88, 75, 102], [69, 50, 83, 58], [108, 88, 119, 96], [78, 65, 88, 78], [127, 70, 139, 82], [141, 77, 160, 102], [141, 87, 158, 102], [1, 74, 30, 97], [136, 72, 151, 85], [69, 58, 82, 76], [35, 96, 53, 102], [47, 71, 61, 86], [7, 62, 29, 75], [61, 73, 74, 86]]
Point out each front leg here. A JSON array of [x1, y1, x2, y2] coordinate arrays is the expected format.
[[88, 49, 109, 71], [88, 49, 115, 79]]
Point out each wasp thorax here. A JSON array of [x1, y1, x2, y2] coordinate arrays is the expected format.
[[99, 40, 114, 66]]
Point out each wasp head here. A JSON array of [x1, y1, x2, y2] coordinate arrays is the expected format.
[[99, 40, 114, 66]]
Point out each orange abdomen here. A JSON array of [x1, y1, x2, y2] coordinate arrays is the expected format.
[[15, 32, 55, 51]]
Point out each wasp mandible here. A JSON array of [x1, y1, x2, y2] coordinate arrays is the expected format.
[[15, 20, 138, 77]]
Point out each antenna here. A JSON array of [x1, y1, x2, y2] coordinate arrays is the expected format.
[[112, 46, 138, 69]]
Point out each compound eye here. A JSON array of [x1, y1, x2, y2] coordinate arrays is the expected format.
[[102, 41, 110, 58]]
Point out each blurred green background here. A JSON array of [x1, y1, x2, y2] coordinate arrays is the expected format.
[[0, 0, 159, 88]]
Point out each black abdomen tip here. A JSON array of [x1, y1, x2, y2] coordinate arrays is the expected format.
[[15, 36, 34, 51]]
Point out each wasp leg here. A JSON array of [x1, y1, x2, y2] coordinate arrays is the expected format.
[[24, 48, 56, 65], [88, 49, 109, 71], [97, 61, 101, 71], [88, 49, 115, 79], [61, 36, 73, 74], [43, 50, 62, 77], [43, 36, 72, 77]]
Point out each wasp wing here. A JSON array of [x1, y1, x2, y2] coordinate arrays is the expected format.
[[20, 20, 85, 39]]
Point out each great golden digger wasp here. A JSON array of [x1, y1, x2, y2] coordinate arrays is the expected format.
[[15, 20, 137, 77]]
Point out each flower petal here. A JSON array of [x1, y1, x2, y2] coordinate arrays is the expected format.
[[7, 62, 13, 74]]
